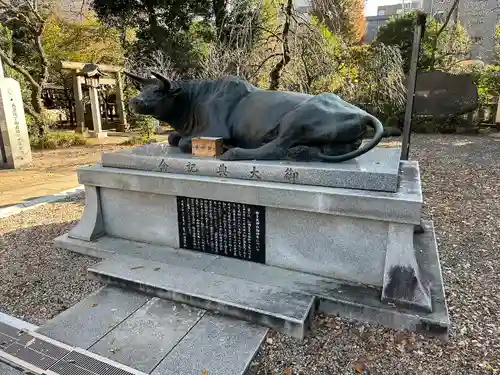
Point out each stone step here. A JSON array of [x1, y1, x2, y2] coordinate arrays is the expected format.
[[56, 220, 449, 338], [88, 255, 317, 340], [37, 286, 268, 375]]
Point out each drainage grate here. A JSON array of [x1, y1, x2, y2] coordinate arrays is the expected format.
[[51, 351, 138, 375], [4, 343, 58, 370], [17, 335, 70, 359], [0, 321, 145, 375], [0, 322, 25, 339], [0, 333, 16, 349], [48, 361, 97, 375]]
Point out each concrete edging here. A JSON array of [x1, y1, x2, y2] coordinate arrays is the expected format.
[[0, 185, 85, 219], [0, 311, 39, 332]]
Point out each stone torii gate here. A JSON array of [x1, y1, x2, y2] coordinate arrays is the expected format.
[[59, 61, 128, 136]]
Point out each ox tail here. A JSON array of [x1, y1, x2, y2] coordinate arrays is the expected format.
[[315, 115, 385, 163]]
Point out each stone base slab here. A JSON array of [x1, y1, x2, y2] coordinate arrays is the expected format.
[[38, 286, 268, 375], [101, 143, 402, 192], [54, 219, 449, 339]]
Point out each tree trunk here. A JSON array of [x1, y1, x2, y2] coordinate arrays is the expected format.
[[213, 0, 227, 39], [269, 0, 293, 91]]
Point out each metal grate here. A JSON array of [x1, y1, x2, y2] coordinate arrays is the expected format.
[[16, 335, 69, 360], [0, 333, 15, 349], [48, 361, 96, 375], [0, 321, 144, 375], [0, 322, 25, 339], [4, 343, 58, 370], [55, 351, 137, 375]]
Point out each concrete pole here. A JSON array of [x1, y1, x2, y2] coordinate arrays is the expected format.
[[88, 85, 106, 138]]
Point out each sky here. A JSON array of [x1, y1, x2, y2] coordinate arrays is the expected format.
[[365, 0, 403, 16]]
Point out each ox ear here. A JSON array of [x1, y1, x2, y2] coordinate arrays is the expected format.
[[123, 71, 154, 87], [151, 71, 172, 91]]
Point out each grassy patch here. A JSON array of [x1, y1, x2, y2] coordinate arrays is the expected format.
[[120, 135, 158, 146], [32, 131, 87, 149]]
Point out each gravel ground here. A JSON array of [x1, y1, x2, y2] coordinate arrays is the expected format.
[[250, 134, 500, 375], [0, 198, 101, 326], [0, 134, 499, 374]]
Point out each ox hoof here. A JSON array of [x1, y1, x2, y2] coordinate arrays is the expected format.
[[220, 148, 241, 161], [168, 132, 182, 146]]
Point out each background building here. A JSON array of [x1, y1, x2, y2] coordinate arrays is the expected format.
[[365, 15, 391, 42], [377, 0, 423, 15], [423, 0, 499, 63]]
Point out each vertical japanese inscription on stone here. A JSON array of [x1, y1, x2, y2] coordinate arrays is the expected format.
[[176, 196, 266, 263]]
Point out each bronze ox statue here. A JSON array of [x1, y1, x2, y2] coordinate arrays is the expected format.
[[125, 72, 385, 162]]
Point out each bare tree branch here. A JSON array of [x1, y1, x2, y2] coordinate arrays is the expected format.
[[0, 48, 41, 90]]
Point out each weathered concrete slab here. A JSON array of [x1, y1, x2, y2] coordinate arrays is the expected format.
[[37, 286, 150, 348], [151, 313, 268, 375], [102, 143, 402, 192], [56, 222, 448, 337], [89, 298, 204, 373], [54, 232, 216, 269], [76, 161, 422, 224], [89, 255, 316, 340], [0, 361, 24, 375]]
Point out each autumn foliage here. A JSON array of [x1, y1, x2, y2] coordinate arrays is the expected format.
[[311, 0, 366, 43]]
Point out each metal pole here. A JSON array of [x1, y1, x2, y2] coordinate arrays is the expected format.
[[401, 11, 426, 160]]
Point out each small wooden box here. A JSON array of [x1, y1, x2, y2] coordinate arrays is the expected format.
[[191, 137, 224, 157]]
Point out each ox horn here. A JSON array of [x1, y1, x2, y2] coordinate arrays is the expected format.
[[151, 71, 172, 90], [123, 71, 153, 86]]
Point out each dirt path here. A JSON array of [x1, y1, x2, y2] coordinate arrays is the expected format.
[[0, 136, 132, 207]]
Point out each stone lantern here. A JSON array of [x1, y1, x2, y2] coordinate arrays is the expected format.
[[79, 63, 108, 138]]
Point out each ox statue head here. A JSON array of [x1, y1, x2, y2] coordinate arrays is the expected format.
[[124, 71, 181, 120]]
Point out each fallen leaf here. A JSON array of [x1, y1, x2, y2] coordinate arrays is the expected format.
[[353, 359, 370, 374], [130, 266, 145, 270]]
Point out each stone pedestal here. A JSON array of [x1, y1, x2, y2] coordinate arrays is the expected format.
[[0, 77, 32, 169], [55, 144, 449, 338]]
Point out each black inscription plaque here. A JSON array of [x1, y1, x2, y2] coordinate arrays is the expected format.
[[176, 196, 266, 263]]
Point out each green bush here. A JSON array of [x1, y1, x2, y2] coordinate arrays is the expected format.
[[469, 65, 500, 107], [123, 85, 160, 140], [31, 131, 87, 149], [135, 115, 158, 137], [121, 135, 158, 146]]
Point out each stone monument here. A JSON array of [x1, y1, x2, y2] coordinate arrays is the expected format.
[[0, 59, 32, 169], [55, 74, 449, 341]]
